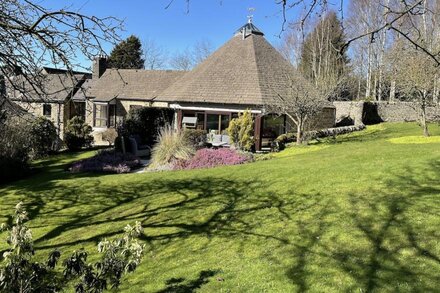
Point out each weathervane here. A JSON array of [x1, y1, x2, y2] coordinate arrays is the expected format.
[[247, 7, 255, 24]]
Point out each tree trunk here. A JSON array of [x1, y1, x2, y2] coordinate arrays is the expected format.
[[421, 92, 430, 137], [296, 121, 302, 144], [389, 80, 396, 101], [366, 42, 372, 99]]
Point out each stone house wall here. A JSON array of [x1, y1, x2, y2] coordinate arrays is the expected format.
[[15, 101, 65, 137]]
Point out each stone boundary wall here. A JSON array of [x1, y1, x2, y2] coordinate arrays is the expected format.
[[305, 124, 366, 140], [333, 101, 364, 125], [333, 101, 440, 125]]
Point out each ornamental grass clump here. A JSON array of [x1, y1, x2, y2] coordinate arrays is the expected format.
[[174, 148, 251, 170], [149, 126, 195, 169]]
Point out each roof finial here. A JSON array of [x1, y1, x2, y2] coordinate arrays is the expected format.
[[247, 7, 255, 24]]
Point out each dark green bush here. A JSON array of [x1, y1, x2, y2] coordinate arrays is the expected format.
[[183, 129, 207, 149], [119, 107, 174, 146], [29, 116, 58, 158], [64, 116, 93, 151], [0, 116, 32, 184]]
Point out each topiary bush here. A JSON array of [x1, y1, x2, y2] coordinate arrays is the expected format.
[[29, 116, 58, 158], [69, 150, 141, 174], [64, 116, 93, 151], [227, 110, 254, 151], [174, 148, 251, 170], [183, 129, 207, 149], [149, 126, 194, 170]]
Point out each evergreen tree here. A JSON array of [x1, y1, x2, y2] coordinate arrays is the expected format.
[[299, 12, 349, 94], [108, 35, 145, 69]]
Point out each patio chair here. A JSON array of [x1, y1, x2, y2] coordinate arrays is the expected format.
[[209, 134, 231, 148]]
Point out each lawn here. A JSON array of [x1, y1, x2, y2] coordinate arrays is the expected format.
[[1, 122, 440, 292]]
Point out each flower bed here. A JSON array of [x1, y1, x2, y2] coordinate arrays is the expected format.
[[174, 148, 251, 170], [69, 150, 141, 174]]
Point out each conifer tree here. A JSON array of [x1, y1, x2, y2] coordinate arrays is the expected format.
[[108, 35, 145, 69]]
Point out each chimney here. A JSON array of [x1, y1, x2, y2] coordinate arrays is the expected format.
[[92, 55, 107, 79]]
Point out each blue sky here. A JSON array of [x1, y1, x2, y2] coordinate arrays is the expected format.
[[41, 0, 347, 68]]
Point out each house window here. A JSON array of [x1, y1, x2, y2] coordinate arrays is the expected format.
[[94, 104, 116, 128], [43, 104, 51, 117], [196, 113, 205, 130], [206, 114, 230, 134]]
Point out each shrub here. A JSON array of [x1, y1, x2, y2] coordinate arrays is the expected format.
[[275, 132, 296, 144], [69, 150, 141, 174], [149, 126, 195, 169], [0, 116, 32, 183], [101, 128, 118, 146], [227, 110, 254, 151], [174, 148, 251, 170], [120, 107, 174, 146], [183, 129, 207, 149], [0, 202, 144, 292], [29, 116, 58, 158], [64, 116, 93, 151]]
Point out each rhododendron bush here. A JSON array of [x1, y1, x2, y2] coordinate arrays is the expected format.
[[174, 148, 251, 170]]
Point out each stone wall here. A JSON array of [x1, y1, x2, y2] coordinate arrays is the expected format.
[[333, 101, 440, 125], [312, 107, 336, 129], [333, 101, 364, 125], [374, 102, 439, 122]]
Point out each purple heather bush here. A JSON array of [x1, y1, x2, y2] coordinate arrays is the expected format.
[[174, 148, 251, 170], [69, 150, 141, 174]]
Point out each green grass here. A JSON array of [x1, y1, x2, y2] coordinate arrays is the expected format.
[[1, 122, 440, 292]]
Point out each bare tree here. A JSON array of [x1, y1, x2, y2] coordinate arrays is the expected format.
[[266, 72, 324, 144], [169, 48, 193, 71], [192, 39, 213, 65], [277, 21, 312, 67], [391, 43, 439, 136], [168, 39, 213, 70], [171, 1, 440, 66], [143, 38, 168, 70], [0, 0, 122, 111]]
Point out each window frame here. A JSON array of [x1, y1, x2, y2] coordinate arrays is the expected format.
[[93, 102, 116, 128]]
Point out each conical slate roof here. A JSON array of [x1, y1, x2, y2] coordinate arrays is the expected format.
[[157, 24, 307, 107]]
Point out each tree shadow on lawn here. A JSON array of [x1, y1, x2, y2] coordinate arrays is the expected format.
[[0, 173, 318, 290], [2, 173, 314, 249], [157, 269, 219, 293], [285, 160, 440, 292], [2, 158, 439, 291]]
